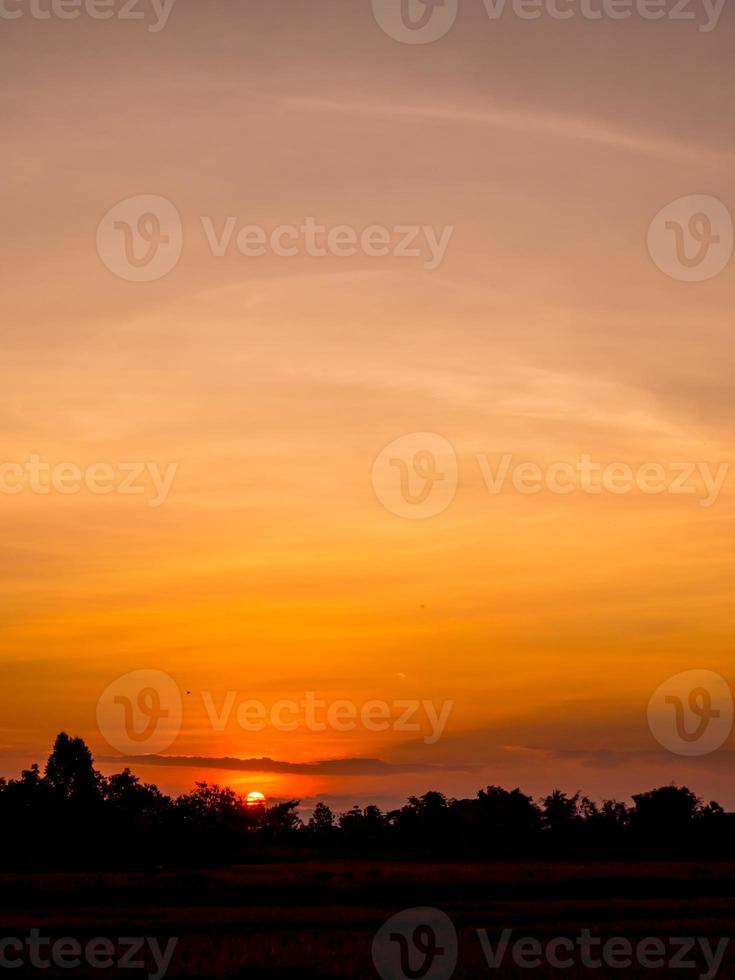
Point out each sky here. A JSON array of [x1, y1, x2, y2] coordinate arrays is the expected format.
[[1, 0, 734, 813]]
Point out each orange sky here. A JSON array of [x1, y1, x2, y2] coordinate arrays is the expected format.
[[1, 1, 734, 811]]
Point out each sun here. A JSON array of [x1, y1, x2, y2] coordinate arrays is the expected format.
[[246, 791, 266, 807]]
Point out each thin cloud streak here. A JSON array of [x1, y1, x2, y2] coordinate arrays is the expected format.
[[104, 754, 478, 776], [286, 96, 730, 165]]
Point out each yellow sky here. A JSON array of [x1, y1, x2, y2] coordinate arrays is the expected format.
[[1, 0, 733, 809]]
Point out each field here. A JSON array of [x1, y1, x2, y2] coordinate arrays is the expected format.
[[2, 861, 735, 978]]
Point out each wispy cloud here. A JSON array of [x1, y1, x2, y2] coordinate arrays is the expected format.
[[103, 754, 477, 776], [286, 96, 731, 165]]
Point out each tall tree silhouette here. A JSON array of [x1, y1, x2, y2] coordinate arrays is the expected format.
[[45, 732, 101, 803]]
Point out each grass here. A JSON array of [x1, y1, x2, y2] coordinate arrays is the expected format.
[[1, 861, 734, 976]]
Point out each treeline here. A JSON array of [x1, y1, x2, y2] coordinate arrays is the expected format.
[[2, 734, 733, 868]]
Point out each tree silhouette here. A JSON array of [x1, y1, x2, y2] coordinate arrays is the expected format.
[[308, 802, 337, 843], [0, 734, 731, 868], [45, 732, 101, 803], [631, 785, 701, 840], [476, 786, 541, 841], [259, 800, 301, 843], [339, 805, 386, 848]]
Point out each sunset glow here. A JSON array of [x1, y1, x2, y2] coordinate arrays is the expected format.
[[2, 0, 733, 815]]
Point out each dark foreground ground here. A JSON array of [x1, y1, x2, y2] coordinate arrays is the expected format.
[[2, 860, 734, 978]]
